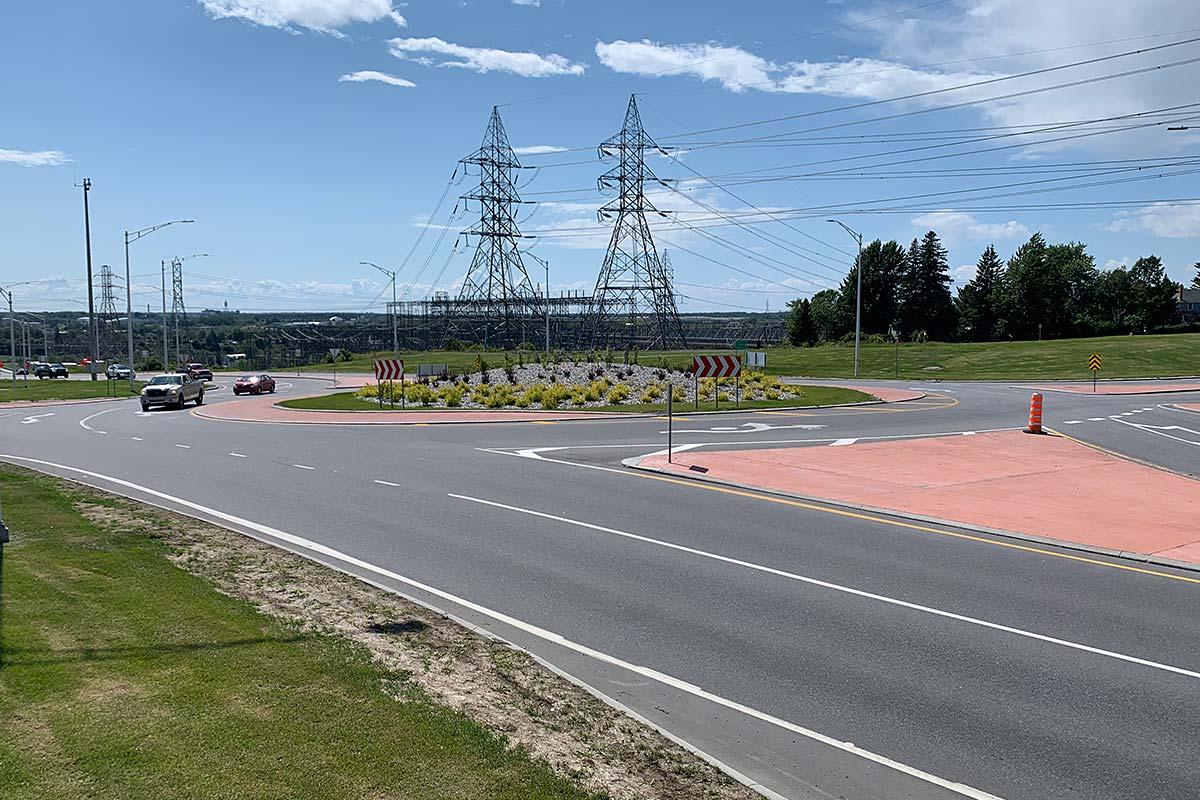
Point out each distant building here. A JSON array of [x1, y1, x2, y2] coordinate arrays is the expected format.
[[1178, 286, 1200, 323]]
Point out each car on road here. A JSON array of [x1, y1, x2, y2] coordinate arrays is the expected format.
[[35, 362, 69, 379], [106, 363, 135, 380], [140, 373, 204, 410], [232, 374, 276, 395], [184, 363, 214, 381]]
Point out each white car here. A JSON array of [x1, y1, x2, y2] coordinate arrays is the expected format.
[[106, 363, 135, 380]]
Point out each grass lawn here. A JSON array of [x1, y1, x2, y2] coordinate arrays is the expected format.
[[0, 379, 144, 404], [279, 385, 872, 413], [302, 332, 1200, 381], [0, 465, 602, 800]]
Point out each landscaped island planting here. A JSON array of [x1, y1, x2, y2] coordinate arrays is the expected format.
[[356, 357, 802, 410]]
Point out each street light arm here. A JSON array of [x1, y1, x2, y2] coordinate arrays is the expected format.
[[127, 219, 194, 244], [360, 261, 396, 279], [825, 218, 863, 247]]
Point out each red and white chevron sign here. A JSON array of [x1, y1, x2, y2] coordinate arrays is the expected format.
[[373, 359, 404, 381], [690, 354, 741, 378]]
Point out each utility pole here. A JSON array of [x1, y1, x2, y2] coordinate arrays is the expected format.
[[2, 288, 14, 389], [826, 219, 864, 379], [80, 178, 98, 380], [361, 262, 398, 357]]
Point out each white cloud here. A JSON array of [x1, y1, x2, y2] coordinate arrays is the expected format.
[[511, 0, 540, 5], [338, 70, 416, 88], [1106, 203, 1200, 239], [199, 0, 406, 36], [388, 37, 585, 77], [910, 211, 1029, 243], [0, 148, 70, 167], [594, 39, 998, 97], [513, 144, 567, 155]]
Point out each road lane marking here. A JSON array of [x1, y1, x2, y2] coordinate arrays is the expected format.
[[229, 452, 247, 458], [831, 438, 857, 446], [175, 444, 191, 449], [292, 464, 315, 470], [79, 407, 120, 433], [129, 436, 143, 441], [1088, 418, 1104, 421], [451, 493, 1200, 681], [1110, 418, 1200, 448], [1063, 420, 1082, 425], [21, 412, 55, 424], [373, 479, 400, 487], [481, 448, 1200, 586], [0, 453, 1004, 800]]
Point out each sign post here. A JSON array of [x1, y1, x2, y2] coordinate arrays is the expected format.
[[690, 355, 742, 411], [1088, 352, 1102, 392], [373, 358, 404, 410], [666, 383, 673, 464]]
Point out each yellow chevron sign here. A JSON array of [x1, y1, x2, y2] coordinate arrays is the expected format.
[[1088, 353, 1102, 372]]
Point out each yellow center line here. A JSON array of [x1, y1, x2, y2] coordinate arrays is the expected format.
[[543, 451, 1199, 585]]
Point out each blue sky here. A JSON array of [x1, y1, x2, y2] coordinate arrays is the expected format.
[[2, 0, 1198, 313]]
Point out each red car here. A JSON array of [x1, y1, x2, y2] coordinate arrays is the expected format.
[[232, 374, 276, 395]]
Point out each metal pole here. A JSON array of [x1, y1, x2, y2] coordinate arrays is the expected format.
[[545, 260, 550, 354], [667, 383, 673, 464], [82, 179, 98, 380], [391, 272, 398, 358], [161, 260, 168, 371], [4, 291, 13, 389], [125, 233, 135, 391], [853, 234, 863, 379]]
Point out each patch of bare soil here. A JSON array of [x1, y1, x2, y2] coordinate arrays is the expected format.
[[75, 496, 759, 800]]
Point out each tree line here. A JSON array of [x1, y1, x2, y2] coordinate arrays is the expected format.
[[787, 231, 1185, 345]]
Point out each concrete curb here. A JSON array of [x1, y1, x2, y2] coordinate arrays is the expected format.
[[621, 453, 1200, 576], [1167, 403, 1200, 416], [1013, 384, 1200, 396], [0, 393, 140, 410]]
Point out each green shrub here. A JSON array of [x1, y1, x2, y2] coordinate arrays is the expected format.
[[640, 383, 663, 403], [441, 386, 463, 407], [765, 389, 780, 400], [671, 385, 686, 402], [606, 384, 630, 404]]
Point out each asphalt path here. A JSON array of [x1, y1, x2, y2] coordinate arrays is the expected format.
[[1, 376, 1198, 800]]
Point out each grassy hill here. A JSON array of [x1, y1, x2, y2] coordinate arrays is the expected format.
[[293, 332, 1200, 381]]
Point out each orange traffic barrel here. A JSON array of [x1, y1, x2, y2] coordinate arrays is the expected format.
[[1025, 392, 1044, 434]]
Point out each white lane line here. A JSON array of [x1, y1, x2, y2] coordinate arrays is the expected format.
[[831, 438, 857, 446], [1110, 418, 1200, 448], [1063, 420, 1083, 425], [1087, 418, 1104, 422], [175, 444, 191, 449], [0, 453, 1003, 800], [641, 443, 704, 459], [79, 407, 120, 433], [373, 479, 400, 487], [292, 464, 315, 470], [450, 493, 1200, 682], [129, 436, 143, 441], [21, 412, 55, 424], [229, 452, 247, 458]]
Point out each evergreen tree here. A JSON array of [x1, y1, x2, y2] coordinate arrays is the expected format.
[[786, 298, 816, 346], [956, 244, 1004, 341], [809, 289, 845, 342], [1191, 262, 1200, 290], [999, 233, 1069, 339], [836, 239, 905, 336], [898, 230, 957, 340], [1048, 242, 1098, 336], [1128, 255, 1179, 330]]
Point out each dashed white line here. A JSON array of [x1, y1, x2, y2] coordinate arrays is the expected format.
[[451, 493, 1200, 682], [129, 436, 143, 441], [292, 464, 315, 470], [1087, 418, 1104, 422], [229, 452, 247, 458], [831, 438, 857, 446], [1063, 420, 1083, 425], [373, 479, 400, 487], [175, 444, 191, 449]]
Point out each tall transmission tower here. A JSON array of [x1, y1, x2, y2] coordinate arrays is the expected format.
[[98, 265, 118, 362], [171, 257, 186, 365], [588, 96, 686, 350], [447, 106, 537, 348]]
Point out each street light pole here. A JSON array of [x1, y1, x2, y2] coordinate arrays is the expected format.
[[126, 220, 193, 388], [361, 262, 398, 357], [523, 251, 551, 354], [80, 178, 99, 380], [826, 219, 865, 379], [161, 259, 168, 371]]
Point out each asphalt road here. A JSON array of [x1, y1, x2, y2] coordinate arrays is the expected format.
[[2, 376, 1198, 800]]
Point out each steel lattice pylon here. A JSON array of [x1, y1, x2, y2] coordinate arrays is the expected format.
[[171, 257, 186, 365], [447, 106, 537, 348], [587, 96, 686, 350], [98, 265, 118, 361]]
